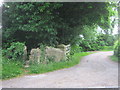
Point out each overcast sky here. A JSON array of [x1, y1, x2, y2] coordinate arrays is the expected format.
[[113, 24, 118, 35], [0, 0, 3, 6]]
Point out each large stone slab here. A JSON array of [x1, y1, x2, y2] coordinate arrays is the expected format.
[[57, 44, 71, 56], [28, 44, 71, 64], [29, 48, 41, 64], [23, 46, 27, 61], [45, 46, 66, 62]]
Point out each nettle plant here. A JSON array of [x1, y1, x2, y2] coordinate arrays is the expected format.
[[5, 42, 25, 60]]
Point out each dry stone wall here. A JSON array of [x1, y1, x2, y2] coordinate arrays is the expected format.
[[29, 48, 41, 64], [23, 46, 27, 61], [57, 44, 70, 56], [28, 44, 71, 64], [45, 46, 66, 62]]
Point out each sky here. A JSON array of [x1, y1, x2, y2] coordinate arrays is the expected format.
[[0, 0, 3, 6], [113, 24, 118, 35], [97, 25, 118, 35]]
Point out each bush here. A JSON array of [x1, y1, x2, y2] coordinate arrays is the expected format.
[[39, 44, 46, 63], [4, 42, 25, 60], [90, 43, 100, 51], [114, 39, 120, 58], [78, 39, 102, 51], [70, 45, 83, 55]]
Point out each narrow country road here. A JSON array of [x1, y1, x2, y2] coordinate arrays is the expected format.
[[2, 51, 118, 88]]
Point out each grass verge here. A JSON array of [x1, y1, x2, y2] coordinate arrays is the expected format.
[[110, 55, 118, 62], [100, 46, 113, 51], [2, 52, 93, 79], [27, 52, 93, 74], [2, 57, 23, 79]]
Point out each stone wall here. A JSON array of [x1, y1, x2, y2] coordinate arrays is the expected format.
[[28, 44, 71, 64], [57, 44, 71, 57], [29, 48, 41, 64], [23, 46, 27, 61], [45, 46, 66, 62]]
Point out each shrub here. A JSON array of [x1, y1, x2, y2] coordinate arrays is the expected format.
[[70, 45, 83, 55], [46, 56, 56, 63], [114, 39, 120, 58], [90, 43, 100, 51], [39, 44, 46, 63], [2, 49, 7, 56], [4, 42, 25, 60]]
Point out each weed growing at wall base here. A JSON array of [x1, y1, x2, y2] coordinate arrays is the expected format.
[[27, 52, 93, 74]]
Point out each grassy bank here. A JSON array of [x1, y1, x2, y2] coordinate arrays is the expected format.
[[110, 55, 118, 62], [100, 46, 113, 51], [27, 52, 93, 74], [2, 52, 93, 79], [2, 57, 24, 79]]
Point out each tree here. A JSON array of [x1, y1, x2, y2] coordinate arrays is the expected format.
[[2, 2, 117, 50], [2, 2, 62, 49], [56, 2, 117, 44]]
